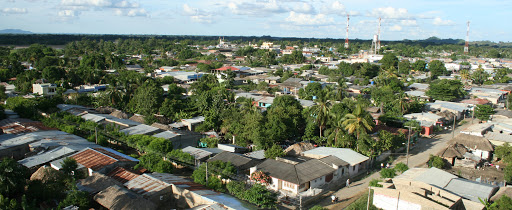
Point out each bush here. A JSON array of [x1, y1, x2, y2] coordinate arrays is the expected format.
[[345, 191, 378, 210], [226, 181, 276, 209], [369, 179, 383, 187], [428, 155, 447, 169], [243, 184, 277, 209], [206, 176, 224, 192], [380, 168, 396, 178], [309, 206, 328, 210], [167, 149, 195, 164], [226, 181, 246, 198], [394, 162, 409, 173]]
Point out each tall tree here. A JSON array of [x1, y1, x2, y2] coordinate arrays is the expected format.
[[310, 91, 332, 138], [426, 79, 466, 101], [128, 79, 163, 115], [429, 60, 448, 79], [342, 104, 374, 140], [380, 53, 399, 70]]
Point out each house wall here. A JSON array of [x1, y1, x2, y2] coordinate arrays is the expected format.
[[373, 193, 422, 210], [281, 180, 298, 194], [310, 176, 326, 189], [472, 149, 491, 160], [348, 164, 360, 177], [333, 166, 347, 180]]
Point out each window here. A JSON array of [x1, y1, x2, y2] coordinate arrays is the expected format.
[[341, 168, 344, 175], [283, 181, 295, 189]]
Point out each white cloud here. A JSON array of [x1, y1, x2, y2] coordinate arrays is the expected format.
[[290, 2, 314, 14], [390, 25, 402, 31], [2, 8, 27, 14], [58, 0, 148, 18], [227, 0, 285, 16], [321, 1, 345, 15], [433, 17, 455, 26], [182, 4, 214, 24], [58, 9, 79, 16], [114, 8, 148, 17], [285, 11, 334, 26], [369, 7, 412, 20], [60, 0, 113, 7], [401, 19, 417, 26]]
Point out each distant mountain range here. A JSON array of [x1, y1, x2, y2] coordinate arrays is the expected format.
[[0, 29, 33, 34]]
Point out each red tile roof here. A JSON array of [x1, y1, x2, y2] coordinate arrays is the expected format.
[[107, 167, 140, 184]]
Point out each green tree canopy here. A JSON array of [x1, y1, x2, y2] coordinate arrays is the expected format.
[[429, 60, 448, 79], [128, 79, 163, 115], [264, 144, 285, 159], [475, 104, 494, 121], [426, 79, 466, 101]]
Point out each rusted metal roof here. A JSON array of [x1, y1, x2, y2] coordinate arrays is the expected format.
[[0, 119, 57, 134], [124, 173, 172, 197], [72, 147, 138, 171], [72, 148, 118, 171], [107, 167, 140, 184]]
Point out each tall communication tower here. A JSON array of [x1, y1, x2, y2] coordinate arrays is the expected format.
[[377, 17, 382, 51], [464, 21, 470, 54], [344, 14, 350, 49]]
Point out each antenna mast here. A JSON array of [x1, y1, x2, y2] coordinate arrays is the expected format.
[[464, 21, 470, 54], [345, 14, 350, 49]]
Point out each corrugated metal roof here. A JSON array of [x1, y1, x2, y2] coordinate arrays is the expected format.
[[302, 147, 369, 166], [256, 158, 335, 185], [207, 151, 261, 170], [144, 173, 253, 210], [182, 146, 222, 160], [121, 124, 161, 135], [243, 150, 265, 160], [152, 131, 180, 139], [71, 147, 138, 171], [124, 173, 171, 197], [318, 155, 349, 167], [72, 148, 118, 171], [107, 167, 140, 184], [413, 167, 457, 188], [444, 178, 498, 202], [18, 146, 77, 168]]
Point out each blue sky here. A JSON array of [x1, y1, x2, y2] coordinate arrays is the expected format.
[[0, 0, 510, 42]]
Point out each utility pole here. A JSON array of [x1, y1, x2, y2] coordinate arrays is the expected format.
[[472, 106, 475, 124], [205, 162, 208, 185], [366, 186, 371, 210], [452, 115, 457, 138], [404, 125, 416, 167], [95, 127, 98, 144]]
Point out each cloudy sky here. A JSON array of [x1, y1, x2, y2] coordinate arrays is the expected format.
[[0, 0, 510, 42]]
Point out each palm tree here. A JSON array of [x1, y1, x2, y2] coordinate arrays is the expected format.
[[460, 69, 470, 81], [394, 92, 410, 114], [310, 91, 332, 138], [342, 104, 374, 141]]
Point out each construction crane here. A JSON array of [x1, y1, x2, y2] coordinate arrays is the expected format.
[[345, 14, 350, 49], [464, 21, 470, 54]]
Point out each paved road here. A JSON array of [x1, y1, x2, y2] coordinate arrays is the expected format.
[[307, 120, 474, 210]]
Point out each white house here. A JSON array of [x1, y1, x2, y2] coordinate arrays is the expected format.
[[33, 83, 57, 96], [302, 147, 369, 177], [252, 156, 348, 195]]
